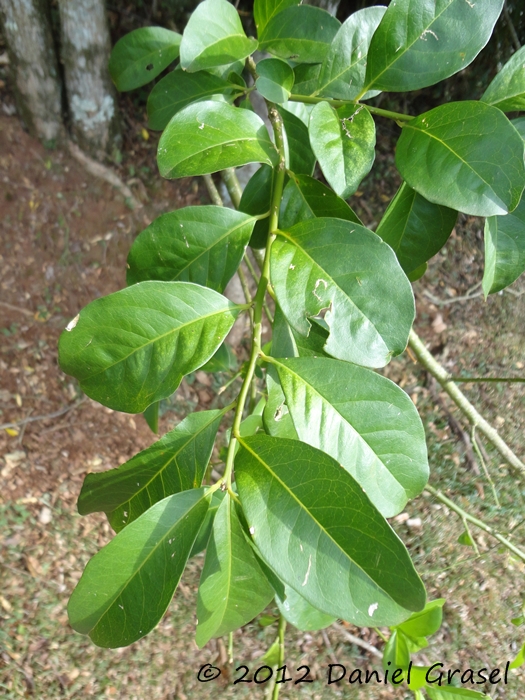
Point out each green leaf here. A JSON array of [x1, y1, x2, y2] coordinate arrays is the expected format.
[[309, 102, 375, 199], [256, 58, 294, 103], [126, 207, 255, 292], [77, 408, 225, 531], [482, 194, 525, 295], [457, 530, 474, 547], [180, 0, 257, 73], [316, 6, 387, 101], [278, 107, 316, 176], [362, 0, 504, 93], [271, 302, 329, 359], [143, 401, 159, 434], [426, 686, 489, 699], [254, 0, 300, 35], [196, 495, 274, 646], [375, 182, 457, 276], [239, 164, 274, 249], [269, 356, 429, 517], [280, 173, 362, 230], [276, 585, 336, 631], [395, 599, 445, 639], [510, 641, 525, 669], [408, 666, 432, 691], [259, 5, 340, 64], [158, 101, 278, 179], [513, 116, 525, 142], [396, 101, 525, 217], [58, 281, 243, 413], [293, 63, 322, 96], [263, 367, 299, 440], [236, 434, 426, 625], [190, 490, 226, 557], [109, 27, 182, 92], [147, 71, 238, 131], [271, 218, 415, 368], [68, 488, 209, 648], [481, 45, 525, 112], [383, 630, 410, 670]]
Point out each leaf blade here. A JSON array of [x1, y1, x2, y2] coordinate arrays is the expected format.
[[482, 194, 525, 295]]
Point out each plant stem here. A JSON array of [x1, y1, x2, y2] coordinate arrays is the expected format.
[[203, 174, 223, 207], [270, 614, 287, 700], [221, 168, 243, 208], [425, 484, 525, 563], [450, 376, 525, 383], [471, 425, 500, 508], [408, 329, 525, 475], [223, 106, 287, 485], [288, 94, 414, 122]]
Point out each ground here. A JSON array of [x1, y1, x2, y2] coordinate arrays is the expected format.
[[1, 110, 525, 700]]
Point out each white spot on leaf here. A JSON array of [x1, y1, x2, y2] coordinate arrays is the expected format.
[[368, 602, 378, 617], [65, 314, 79, 331], [302, 554, 312, 586]]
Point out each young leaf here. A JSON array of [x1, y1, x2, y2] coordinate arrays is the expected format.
[[483, 194, 525, 295], [58, 281, 243, 413], [275, 585, 336, 631], [158, 101, 278, 179], [271, 218, 415, 368], [258, 5, 340, 64], [316, 6, 387, 100], [235, 434, 426, 625], [510, 640, 525, 670], [195, 495, 274, 646], [309, 102, 376, 199], [77, 408, 225, 531], [180, 0, 257, 73], [256, 57, 294, 104], [143, 401, 159, 434], [481, 44, 525, 112], [375, 182, 457, 277], [395, 598, 445, 639], [269, 356, 429, 517], [68, 488, 209, 648], [278, 106, 316, 176], [396, 101, 525, 217], [147, 71, 238, 131], [280, 173, 362, 229], [362, 0, 504, 93], [239, 164, 274, 248], [109, 27, 182, 92], [126, 207, 256, 292], [254, 0, 300, 36], [383, 630, 410, 670]]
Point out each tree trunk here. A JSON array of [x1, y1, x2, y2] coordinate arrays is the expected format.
[[58, 0, 120, 157], [0, 0, 63, 145]]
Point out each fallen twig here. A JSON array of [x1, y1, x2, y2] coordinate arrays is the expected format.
[[0, 398, 85, 431], [332, 623, 383, 660], [0, 300, 35, 318]]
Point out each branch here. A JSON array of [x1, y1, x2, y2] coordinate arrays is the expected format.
[[332, 623, 383, 659], [425, 485, 525, 563], [408, 329, 525, 475], [0, 399, 85, 431]]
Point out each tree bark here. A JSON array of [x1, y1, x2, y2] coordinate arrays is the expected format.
[[57, 0, 120, 157], [0, 0, 64, 144]]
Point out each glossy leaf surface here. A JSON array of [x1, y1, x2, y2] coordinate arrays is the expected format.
[[278, 107, 316, 176], [68, 489, 209, 648], [396, 101, 525, 217], [236, 434, 426, 625], [59, 281, 242, 413], [271, 303, 329, 359], [127, 207, 255, 292], [383, 630, 410, 670], [481, 44, 525, 112], [375, 182, 457, 276], [109, 27, 181, 92], [196, 495, 274, 646], [147, 71, 237, 131], [276, 585, 336, 631], [78, 409, 224, 531], [259, 5, 340, 64], [271, 218, 415, 368], [254, 0, 300, 35], [316, 6, 387, 100], [256, 58, 294, 103], [158, 101, 277, 178], [309, 102, 375, 199], [280, 174, 361, 230], [190, 490, 225, 558], [238, 164, 274, 248], [270, 356, 429, 517], [363, 0, 504, 93], [180, 0, 257, 72], [483, 194, 525, 295]]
